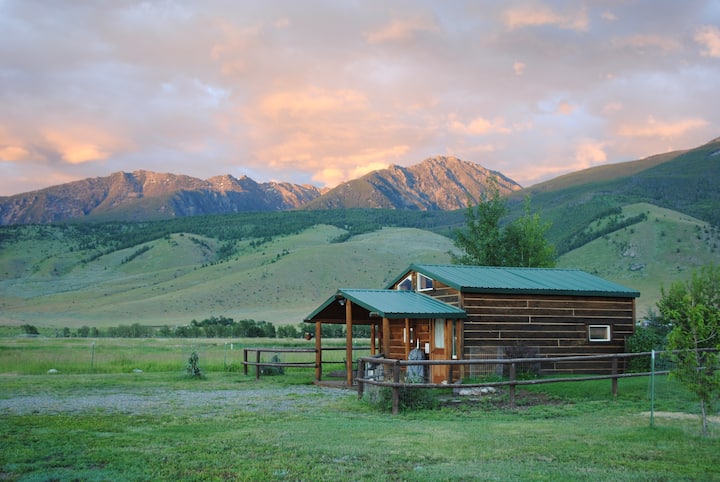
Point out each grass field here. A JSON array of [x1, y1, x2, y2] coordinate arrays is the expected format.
[[1, 337, 719, 481]]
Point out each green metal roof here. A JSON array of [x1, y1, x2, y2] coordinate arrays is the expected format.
[[388, 264, 640, 298], [305, 288, 467, 322]]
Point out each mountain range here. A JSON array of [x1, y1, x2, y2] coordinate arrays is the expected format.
[[0, 157, 520, 225], [1, 137, 719, 231]]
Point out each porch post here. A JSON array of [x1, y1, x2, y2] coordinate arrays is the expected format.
[[346, 300, 353, 386], [382, 317, 390, 356], [315, 321, 322, 381], [370, 323, 376, 355], [404, 318, 411, 358]]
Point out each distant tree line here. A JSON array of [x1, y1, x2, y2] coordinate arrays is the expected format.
[[21, 317, 371, 339], [556, 210, 648, 254]]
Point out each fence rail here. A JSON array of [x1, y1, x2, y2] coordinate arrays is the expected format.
[[242, 346, 370, 380], [356, 349, 717, 414]]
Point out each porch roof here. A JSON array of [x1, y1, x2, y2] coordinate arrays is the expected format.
[[388, 264, 641, 298], [304, 288, 467, 324]]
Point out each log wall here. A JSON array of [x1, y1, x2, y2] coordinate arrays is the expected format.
[[429, 282, 635, 374]]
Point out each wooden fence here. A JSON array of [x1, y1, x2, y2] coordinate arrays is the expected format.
[[356, 349, 716, 415], [242, 346, 370, 380]]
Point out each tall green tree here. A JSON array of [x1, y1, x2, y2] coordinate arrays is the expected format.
[[452, 187, 555, 267], [658, 264, 720, 435], [502, 197, 556, 267], [452, 184, 507, 266]]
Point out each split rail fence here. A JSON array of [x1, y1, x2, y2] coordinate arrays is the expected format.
[[356, 349, 717, 415], [242, 346, 370, 380]]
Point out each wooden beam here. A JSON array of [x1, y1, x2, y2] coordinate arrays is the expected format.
[[346, 299, 353, 386], [315, 321, 322, 381], [370, 323, 376, 355], [404, 318, 411, 359], [382, 317, 390, 356]]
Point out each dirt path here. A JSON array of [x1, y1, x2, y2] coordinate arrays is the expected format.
[[0, 385, 352, 417]]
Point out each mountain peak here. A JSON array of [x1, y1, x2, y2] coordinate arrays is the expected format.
[[302, 156, 522, 211], [0, 156, 521, 224]]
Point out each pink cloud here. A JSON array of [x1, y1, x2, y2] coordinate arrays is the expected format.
[[502, 5, 588, 31], [617, 116, 709, 138], [449, 115, 512, 135], [612, 34, 682, 53], [364, 15, 439, 44], [695, 25, 720, 57]]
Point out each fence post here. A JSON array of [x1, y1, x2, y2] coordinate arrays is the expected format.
[[255, 350, 261, 380], [392, 361, 401, 415], [243, 349, 248, 375], [611, 357, 618, 397], [357, 359, 365, 400], [509, 362, 516, 408]]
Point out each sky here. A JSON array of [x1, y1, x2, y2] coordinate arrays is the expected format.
[[1, 1, 719, 197]]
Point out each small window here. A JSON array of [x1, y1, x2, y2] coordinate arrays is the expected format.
[[417, 273, 433, 291], [397, 275, 412, 291], [588, 325, 611, 342]]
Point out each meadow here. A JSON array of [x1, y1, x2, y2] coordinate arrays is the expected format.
[[2, 337, 719, 481]]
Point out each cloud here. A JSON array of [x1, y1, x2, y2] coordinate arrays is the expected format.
[[612, 34, 682, 53], [311, 148, 407, 187], [556, 101, 576, 115], [449, 116, 512, 135], [695, 25, 720, 57], [0, 145, 29, 162], [575, 140, 607, 167], [502, 5, 588, 31], [258, 88, 367, 118], [364, 15, 439, 44], [617, 116, 709, 138], [601, 11, 618, 22], [41, 125, 131, 165], [602, 102, 624, 115]]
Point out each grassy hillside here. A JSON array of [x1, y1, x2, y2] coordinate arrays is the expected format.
[[557, 203, 720, 318], [509, 138, 720, 252], [2, 201, 719, 330], [0, 225, 456, 328]]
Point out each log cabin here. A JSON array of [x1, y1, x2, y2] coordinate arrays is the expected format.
[[305, 264, 640, 385]]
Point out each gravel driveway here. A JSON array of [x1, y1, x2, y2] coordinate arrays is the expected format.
[[0, 385, 353, 417]]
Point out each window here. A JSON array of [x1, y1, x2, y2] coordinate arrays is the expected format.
[[417, 273, 433, 291], [434, 319, 445, 348], [397, 275, 412, 291], [588, 325, 611, 342]]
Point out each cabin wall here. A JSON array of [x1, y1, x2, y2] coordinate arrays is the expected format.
[[464, 293, 634, 374], [424, 285, 635, 374]]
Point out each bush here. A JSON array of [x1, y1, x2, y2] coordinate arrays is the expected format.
[[20, 324, 39, 335], [503, 343, 541, 379], [367, 386, 439, 412], [186, 351, 203, 378], [261, 354, 285, 376]]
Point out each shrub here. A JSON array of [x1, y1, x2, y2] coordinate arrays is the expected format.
[[20, 324, 39, 335], [261, 354, 285, 376], [503, 343, 541, 379], [186, 351, 203, 378], [367, 386, 439, 412]]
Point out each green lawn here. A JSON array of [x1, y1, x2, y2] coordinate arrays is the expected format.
[[1, 338, 719, 481]]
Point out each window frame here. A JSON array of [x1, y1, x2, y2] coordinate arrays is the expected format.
[[417, 273, 434, 292], [397, 274, 413, 291], [588, 324, 611, 342]]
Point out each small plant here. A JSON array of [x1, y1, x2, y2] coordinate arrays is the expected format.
[[368, 385, 439, 412], [261, 354, 285, 376], [186, 351, 203, 378]]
